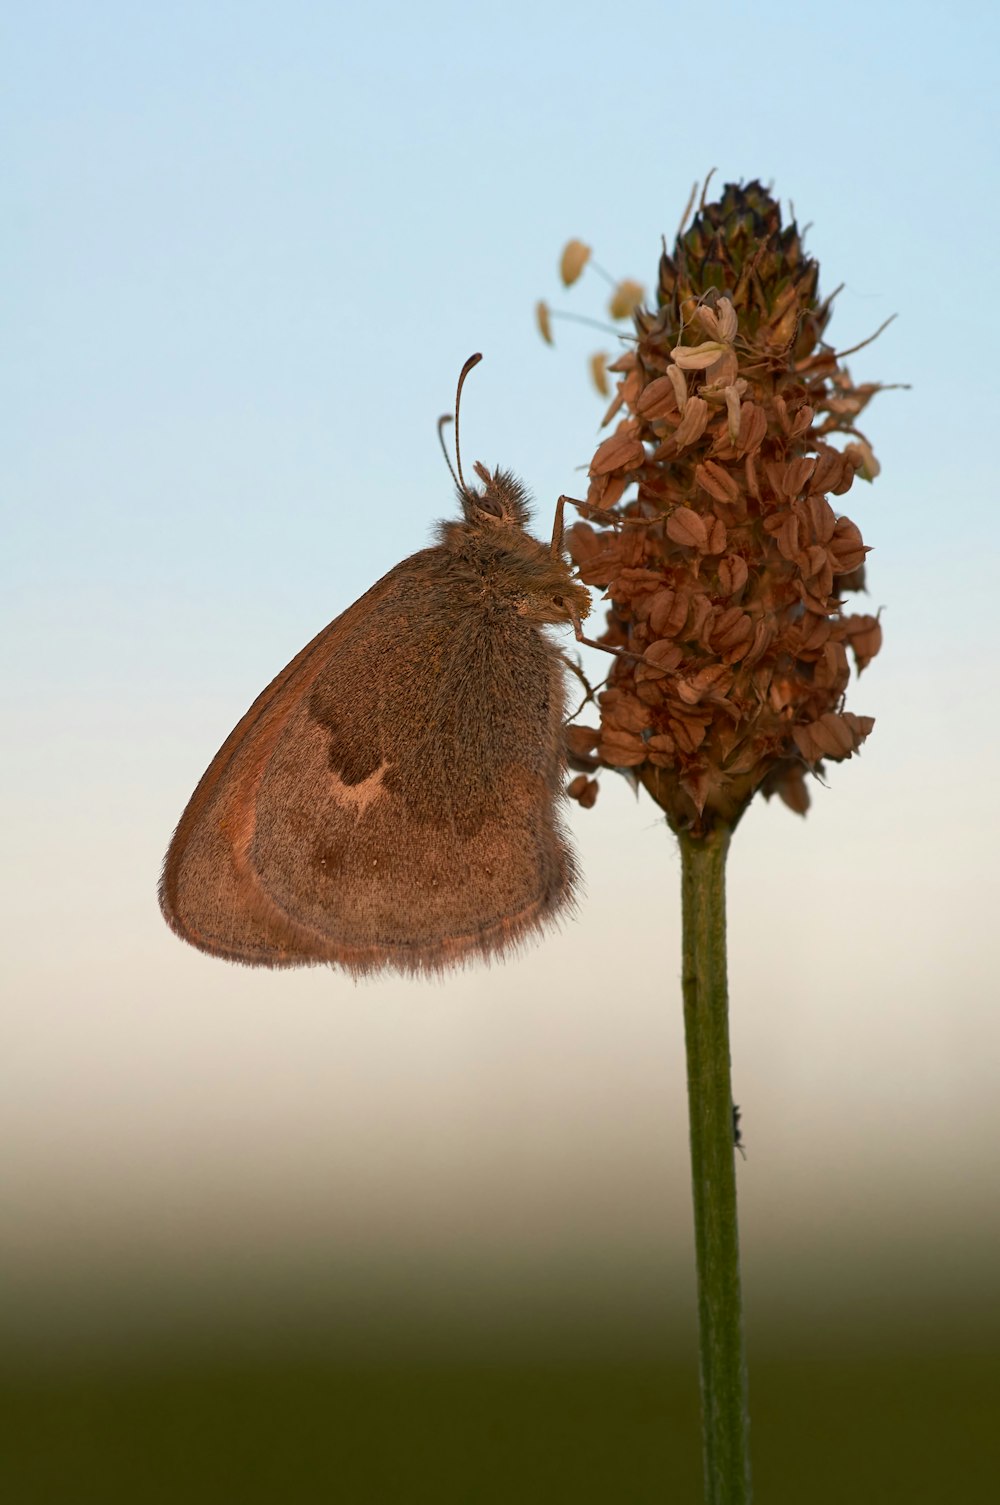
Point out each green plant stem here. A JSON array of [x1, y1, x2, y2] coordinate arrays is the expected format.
[[679, 824, 751, 1505]]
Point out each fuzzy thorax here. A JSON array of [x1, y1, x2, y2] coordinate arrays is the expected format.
[[439, 461, 591, 629]]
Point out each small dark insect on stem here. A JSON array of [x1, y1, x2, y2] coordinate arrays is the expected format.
[[733, 1103, 747, 1160]]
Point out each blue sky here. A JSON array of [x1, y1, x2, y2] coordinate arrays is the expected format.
[[4, 0, 999, 1344]]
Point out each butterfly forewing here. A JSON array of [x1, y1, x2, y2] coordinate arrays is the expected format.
[[160, 548, 575, 974]]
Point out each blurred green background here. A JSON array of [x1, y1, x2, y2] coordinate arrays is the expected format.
[[6, 1310, 998, 1501], [5, 1179, 998, 1500]]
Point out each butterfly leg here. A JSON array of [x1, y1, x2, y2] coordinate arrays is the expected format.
[[558, 648, 605, 705], [550, 494, 595, 557], [552, 495, 644, 663], [565, 604, 643, 662]]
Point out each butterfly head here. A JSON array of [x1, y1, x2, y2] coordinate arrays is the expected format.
[[459, 461, 533, 533], [436, 355, 590, 626]]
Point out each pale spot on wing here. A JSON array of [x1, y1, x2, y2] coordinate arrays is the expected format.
[[327, 762, 389, 818]]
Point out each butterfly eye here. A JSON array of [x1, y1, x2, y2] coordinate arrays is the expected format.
[[475, 493, 503, 518], [553, 595, 564, 607]]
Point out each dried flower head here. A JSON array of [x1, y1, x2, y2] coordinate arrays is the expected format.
[[562, 181, 886, 833]]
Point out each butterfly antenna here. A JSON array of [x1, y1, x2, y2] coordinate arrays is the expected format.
[[453, 352, 482, 495], [436, 415, 461, 491]]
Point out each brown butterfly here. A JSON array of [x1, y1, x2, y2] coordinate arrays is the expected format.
[[159, 355, 597, 976]]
